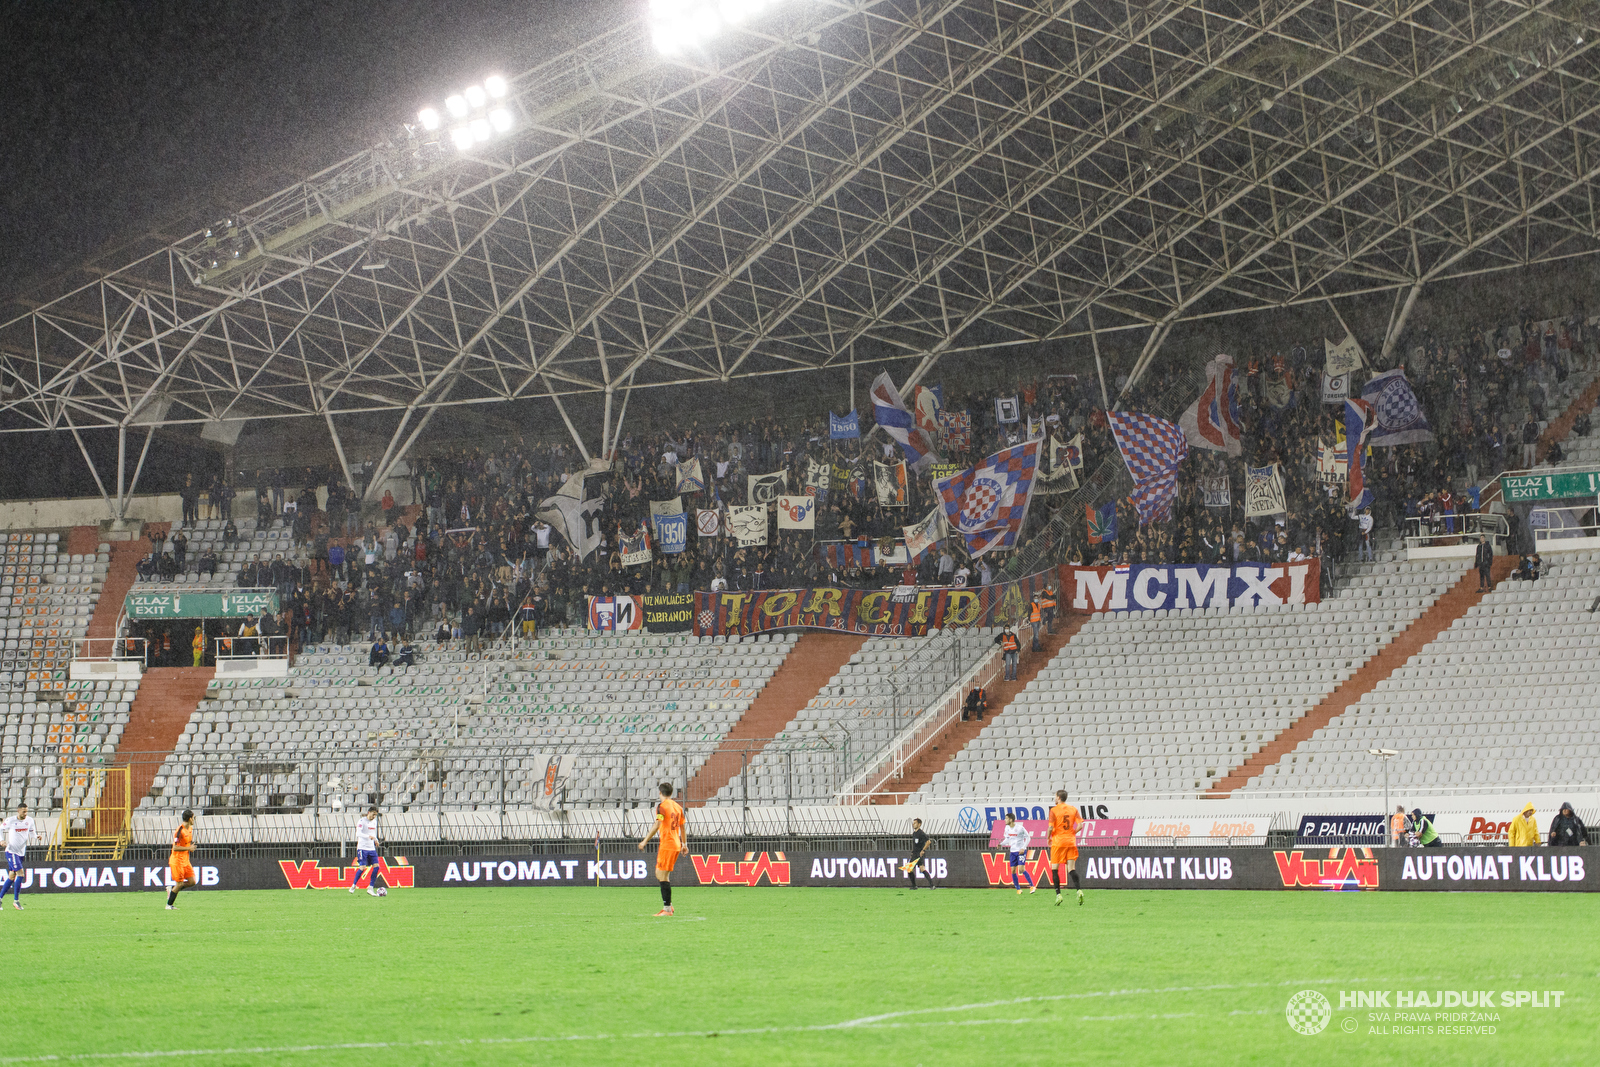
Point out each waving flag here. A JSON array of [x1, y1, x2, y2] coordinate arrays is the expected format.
[[829, 410, 860, 439], [870, 372, 939, 471], [933, 440, 1041, 558], [675, 457, 705, 494], [1178, 354, 1243, 457], [1086, 501, 1118, 545], [1107, 411, 1189, 525], [902, 505, 948, 563], [938, 410, 971, 452], [1344, 397, 1376, 511], [1361, 368, 1434, 446], [911, 385, 942, 441]]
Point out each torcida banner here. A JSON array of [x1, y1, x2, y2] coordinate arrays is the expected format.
[[691, 572, 1053, 637]]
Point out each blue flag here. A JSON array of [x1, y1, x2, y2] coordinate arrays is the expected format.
[[829, 410, 860, 439], [1360, 368, 1434, 446]]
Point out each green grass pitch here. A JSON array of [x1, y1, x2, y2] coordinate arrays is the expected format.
[[6, 886, 1596, 1065]]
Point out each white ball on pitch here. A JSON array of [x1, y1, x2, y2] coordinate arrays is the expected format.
[[376, 886, 388, 897]]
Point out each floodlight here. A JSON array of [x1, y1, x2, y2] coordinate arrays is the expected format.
[[485, 75, 508, 98], [418, 108, 441, 131], [446, 94, 469, 118], [1447, 96, 1462, 114], [465, 84, 488, 108], [451, 127, 475, 151], [470, 118, 491, 142], [489, 108, 513, 133]]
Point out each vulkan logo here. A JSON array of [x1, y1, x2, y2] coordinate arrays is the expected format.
[[1274, 847, 1379, 890], [690, 852, 790, 886], [979, 851, 1055, 887], [279, 858, 415, 890]]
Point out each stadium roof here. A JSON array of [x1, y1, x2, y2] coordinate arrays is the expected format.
[[2, 0, 1596, 500]]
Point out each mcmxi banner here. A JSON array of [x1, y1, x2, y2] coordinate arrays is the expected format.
[[1060, 560, 1320, 612], [692, 572, 1052, 637]]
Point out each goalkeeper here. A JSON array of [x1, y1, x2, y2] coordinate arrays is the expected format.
[[902, 819, 936, 890]]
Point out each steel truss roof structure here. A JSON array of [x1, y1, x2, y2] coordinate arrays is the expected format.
[[2, 0, 1597, 507]]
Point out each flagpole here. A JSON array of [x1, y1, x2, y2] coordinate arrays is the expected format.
[[849, 345, 855, 413]]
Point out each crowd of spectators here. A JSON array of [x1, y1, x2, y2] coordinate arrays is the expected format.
[[128, 298, 1598, 650]]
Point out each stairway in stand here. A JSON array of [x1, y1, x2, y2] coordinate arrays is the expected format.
[[684, 633, 867, 804], [115, 666, 214, 807], [87, 523, 167, 643], [878, 617, 1088, 802], [1209, 556, 1517, 794]]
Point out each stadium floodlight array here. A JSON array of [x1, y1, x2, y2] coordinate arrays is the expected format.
[[649, 0, 790, 56], [416, 74, 513, 152]]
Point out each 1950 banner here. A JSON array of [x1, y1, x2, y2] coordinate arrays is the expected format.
[[693, 572, 1053, 637], [1058, 560, 1320, 612]]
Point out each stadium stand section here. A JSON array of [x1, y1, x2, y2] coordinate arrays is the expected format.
[[0, 532, 129, 815], [134, 631, 798, 817], [1245, 552, 1600, 795], [720, 629, 997, 803], [908, 559, 1466, 799]]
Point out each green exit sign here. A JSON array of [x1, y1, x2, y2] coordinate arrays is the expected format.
[[1501, 469, 1600, 502]]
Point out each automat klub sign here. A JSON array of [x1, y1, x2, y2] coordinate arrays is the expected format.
[[693, 572, 1052, 637], [1059, 561, 1320, 612], [18, 848, 1599, 892]]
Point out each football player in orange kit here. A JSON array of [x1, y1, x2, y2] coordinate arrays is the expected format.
[[1048, 790, 1084, 906], [166, 809, 198, 910], [638, 782, 685, 916]]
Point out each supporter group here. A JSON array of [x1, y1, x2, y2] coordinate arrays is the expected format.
[[130, 303, 1598, 659]]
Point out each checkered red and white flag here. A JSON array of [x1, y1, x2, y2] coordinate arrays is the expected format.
[[933, 440, 1041, 558], [1106, 411, 1188, 525]]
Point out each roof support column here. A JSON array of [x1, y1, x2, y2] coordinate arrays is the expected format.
[[65, 414, 113, 523], [546, 381, 590, 464], [1118, 320, 1173, 408], [119, 426, 156, 522], [323, 407, 357, 493], [1087, 305, 1111, 410], [1381, 282, 1424, 366]]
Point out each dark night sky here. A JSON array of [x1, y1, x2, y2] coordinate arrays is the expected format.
[[0, 0, 633, 499], [0, 0, 633, 298]]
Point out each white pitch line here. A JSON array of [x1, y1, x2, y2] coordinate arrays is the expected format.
[[0, 977, 1496, 1063]]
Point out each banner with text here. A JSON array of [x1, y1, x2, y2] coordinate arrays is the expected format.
[[1059, 561, 1320, 612], [692, 572, 1053, 637], [125, 590, 279, 620]]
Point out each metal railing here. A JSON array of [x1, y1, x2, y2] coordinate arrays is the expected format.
[[214, 635, 290, 663], [70, 637, 147, 663], [837, 648, 1002, 804], [1402, 512, 1508, 551], [1530, 504, 1600, 545]]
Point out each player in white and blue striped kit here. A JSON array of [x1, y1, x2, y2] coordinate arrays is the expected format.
[[1000, 811, 1037, 896], [350, 806, 387, 897], [0, 804, 38, 910]]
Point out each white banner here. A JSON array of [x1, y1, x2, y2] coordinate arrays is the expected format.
[[747, 470, 787, 505], [1324, 333, 1364, 376], [776, 495, 816, 530], [728, 505, 768, 546], [1244, 463, 1286, 517]]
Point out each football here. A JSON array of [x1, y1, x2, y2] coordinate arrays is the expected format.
[[375, 887, 387, 897]]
